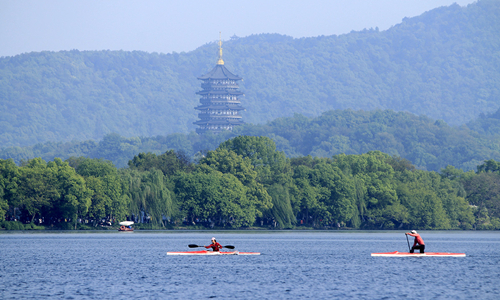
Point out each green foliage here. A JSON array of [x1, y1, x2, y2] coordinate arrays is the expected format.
[[6, 158, 92, 227], [332, 152, 404, 228], [174, 168, 255, 227], [477, 159, 500, 173], [396, 171, 452, 229], [266, 184, 295, 229], [70, 158, 122, 225], [120, 169, 174, 227], [218, 136, 292, 186], [0, 159, 18, 220], [128, 150, 193, 176], [450, 159, 500, 229], [4, 109, 499, 172], [462, 172, 500, 224], [258, 110, 500, 172], [466, 108, 500, 136], [290, 156, 356, 228], [1, 220, 26, 230], [52, 158, 93, 228], [3, 139, 500, 231], [15, 158, 60, 223], [198, 148, 272, 216], [334, 152, 397, 209]]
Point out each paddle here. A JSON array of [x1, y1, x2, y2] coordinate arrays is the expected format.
[[188, 244, 235, 249], [405, 233, 411, 252]]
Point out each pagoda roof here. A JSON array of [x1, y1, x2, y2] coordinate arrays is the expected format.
[[193, 119, 244, 125], [198, 64, 242, 80], [196, 90, 243, 96], [195, 104, 245, 110]]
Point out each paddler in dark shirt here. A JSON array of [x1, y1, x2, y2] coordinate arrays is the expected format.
[[406, 230, 425, 253], [205, 237, 223, 252]]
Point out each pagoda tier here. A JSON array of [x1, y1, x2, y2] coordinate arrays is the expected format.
[[196, 89, 243, 96], [195, 104, 245, 110], [194, 36, 245, 134]]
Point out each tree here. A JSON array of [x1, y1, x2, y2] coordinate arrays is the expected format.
[[290, 156, 356, 227], [290, 163, 323, 226], [174, 168, 254, 227], [16, 158, 60, 223], [198, 148, 272, 217], [463, 172, 500, 221], [71, 158, 124, 225], [396, 170, 452, 229], [51, 158, 92, 229], [266, 184, 295, 228], [218, 136, 292, 186], [333, 151, 400, 228], [121, 169, 175, 226], [0, 159, 19, 221], [128, 150, 193, 176], [14, 158, 92, 227], [477, 159, 500, 173]]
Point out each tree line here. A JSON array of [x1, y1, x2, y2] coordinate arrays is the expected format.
[[2, 136, 499, 230]]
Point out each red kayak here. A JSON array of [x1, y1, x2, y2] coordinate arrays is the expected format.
[[167, 250, 260, 256], [371, 251, 465, 257]]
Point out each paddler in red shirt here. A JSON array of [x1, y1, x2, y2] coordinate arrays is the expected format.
[[205, 237, 223, 252], [406, 230, 425, 253]]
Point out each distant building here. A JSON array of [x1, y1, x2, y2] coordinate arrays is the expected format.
[[193, 34, 245, 134]]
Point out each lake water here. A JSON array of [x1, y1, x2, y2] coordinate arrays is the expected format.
[[1, 231, 499, 299]]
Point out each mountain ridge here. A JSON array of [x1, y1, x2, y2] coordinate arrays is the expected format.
[[1, 0, 499, 148]]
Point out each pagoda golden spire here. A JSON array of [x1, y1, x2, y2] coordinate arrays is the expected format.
[[217, 32, 224, 65]]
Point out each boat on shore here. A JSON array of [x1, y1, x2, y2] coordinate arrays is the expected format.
[[118, 221, 134, 232], [167, 250, 260, 256], [371, 251, 465, 257]]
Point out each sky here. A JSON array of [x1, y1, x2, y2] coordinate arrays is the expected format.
[[0, 0, 477, 58]]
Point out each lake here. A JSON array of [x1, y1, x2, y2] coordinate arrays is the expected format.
[[1, 231, 499, 299]]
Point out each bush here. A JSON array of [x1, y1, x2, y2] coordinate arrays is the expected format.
[[25, 222, 44, 230], [0, 221, 25, 230], [76, 224, 95, 230], [490, 218, 500, 230], [55, 222, 74, 230]]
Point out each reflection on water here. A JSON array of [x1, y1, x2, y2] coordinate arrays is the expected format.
[[1, 231, 499, 299]]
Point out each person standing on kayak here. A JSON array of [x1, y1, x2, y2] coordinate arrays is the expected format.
[[205, 237, 223, 252], [406, 230, 425, 253]]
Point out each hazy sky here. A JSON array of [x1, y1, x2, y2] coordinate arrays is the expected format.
[[0, 0, 477, 57]]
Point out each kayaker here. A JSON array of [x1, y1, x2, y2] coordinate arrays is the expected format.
[[205, 237, 223, 252], [406, 230, 425, 253]]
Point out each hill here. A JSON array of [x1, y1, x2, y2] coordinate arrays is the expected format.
[[1, 0, 499, 148], [2, 109, 500, 172]]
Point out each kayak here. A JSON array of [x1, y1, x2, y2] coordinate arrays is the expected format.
[[371, 251, 465, 257], [167, 250, 260, 256]]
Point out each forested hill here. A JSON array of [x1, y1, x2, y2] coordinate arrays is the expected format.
[[1, 0, 499, 148], [2, 109, 500, 172]]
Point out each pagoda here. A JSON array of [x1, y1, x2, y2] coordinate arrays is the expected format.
[[193, 34, 244, 134]]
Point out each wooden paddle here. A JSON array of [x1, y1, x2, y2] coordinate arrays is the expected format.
[[405, 233, 411, 252], [188, 244, 235, 249]]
